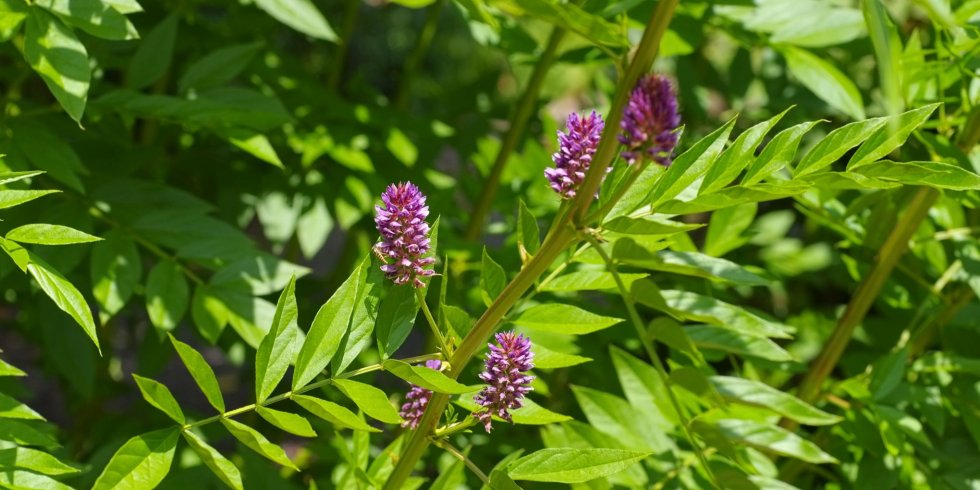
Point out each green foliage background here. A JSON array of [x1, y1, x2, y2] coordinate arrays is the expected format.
[[1, 0, 980, 488]]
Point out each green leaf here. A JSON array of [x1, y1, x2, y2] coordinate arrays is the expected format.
[[0, 359, 25, 377], [650, 117, 737, 208], [0, 469, 73, 489], [331, 379, 403, 425], [696, 418, 838, 464], [10, 120, 86, 191], [34, 0, 138, 40], [126, 14, 177, 89], [533, 343, 592, 369], [701, 108, 790, 193], [386, 127, 418, 167], [292, 395, 379, 432], [0, 170, 44, 186], [658, 181, 813, 214], [389, 0, 436, 6], [382, 359, 477, 394], [6, 223, 100, 246], [639, 250, 768, 286], [220, 418, 297, 470], [0, 190, 60, 210], [90, 231, 142, 323], [779, 45, 865, 120], [517, 199, 540, 258], [704, 202, 757, 257], [179, 42, 262, 93], [216, 127, 283, 168], [375, 281, 419, 359], [610, 346, 679, 425], [456, 396, 571, 425], [27, 255, 100, 352], [255, 406, 316, 437], [862, 0, 904, 117], [541, 271, 646, 292], [0, 420, 57, 448], [848, 104, 939, 169], [92, 428, 179, 490], [480, 247, 506, 306], [604, 216, 702, 236], [145, 261, 189, 332], [23, 8, 90, 123], [487, 0, 626, 48], [795, 117, 888, 176], [659, 290, 794, 339], [333, 257, 377, 374], [686, 325, 794, 362], [851, 160, 980, 190], [710, 376, 842, 425], [102, 0, 142, 14], [513, 304, 622, 335], [0, 446, 78, 476], [294, 260, 363, 389], [182, 430, 243, 490], [132, 374, 184, 424], [869, 347, 907, 401], [570, 386, 672, 451], [507, 448, 652, 484], [169, 335, 225, 412], [742, 121, 820, 185], [254, 0, 337, 41], [0, 393, 44, 420], [255, 276, 301, 402]]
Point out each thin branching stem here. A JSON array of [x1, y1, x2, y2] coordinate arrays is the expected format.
[[432, 439, 490, 484], [585, 232, 717, 488]]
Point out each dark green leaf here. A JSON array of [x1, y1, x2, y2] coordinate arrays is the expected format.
[[179, 42, 262, 93], [90, 230, 142, 323], [517, 199, 540, 258], [480, 247, 506, 306], [126, 14, 177, 89], [145, 260, 189, 332]]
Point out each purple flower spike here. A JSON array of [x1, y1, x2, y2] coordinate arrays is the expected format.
[[399, 360, 443, 429], [545, 111, 605, 199], [619, 74, 681, 166], [472, 331, 535, 433], [374, 182, 436, 288]]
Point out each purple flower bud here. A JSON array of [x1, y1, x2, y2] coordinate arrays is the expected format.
[[545, 111, 605, 199], [373, 182, 436, 288], [399, 360, 443, 429], [619, 74, 681, 166], [472, 331, 534, 433]]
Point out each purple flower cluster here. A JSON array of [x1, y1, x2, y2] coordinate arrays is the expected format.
[[373, 182, 435, 288], [399, 360, 443, 429], [619, 74, 681, 166], [472, 331, 534, 433], [545, 111, 605, 199]]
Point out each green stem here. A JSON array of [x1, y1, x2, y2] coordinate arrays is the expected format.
[[794, 186, 938, 406], [433, 416, 478, 438], [394, 0, 446, 109], [327, 0, 362, 93], [433, 440, 489, 484], [573, 0, 679, 222], [464, 25, 567, 240], [586, 160, 650, 224], [585, 233, 717, 487], [415, 287, 450, 357], [383, 4, 679, 487], [181, 353, 439, 430]]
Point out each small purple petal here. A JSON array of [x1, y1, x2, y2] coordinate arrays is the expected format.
[[545, 111, 605, 199], [471, 331, 535, 432], [619, 74, 681, 166], [399, 360, 443, 429], [374, 182, 435, 288]]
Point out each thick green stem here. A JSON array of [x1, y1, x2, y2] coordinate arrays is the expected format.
[[794, 186, 938, 405], [573, 0, 679, 221], [383, 3, 679, 487], [586, 234, 717, 487], [464, 26, 567, 240], [395, 0, 446, 109]]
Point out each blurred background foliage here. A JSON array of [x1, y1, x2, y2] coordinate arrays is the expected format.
[[1, 0, 980, 488]]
